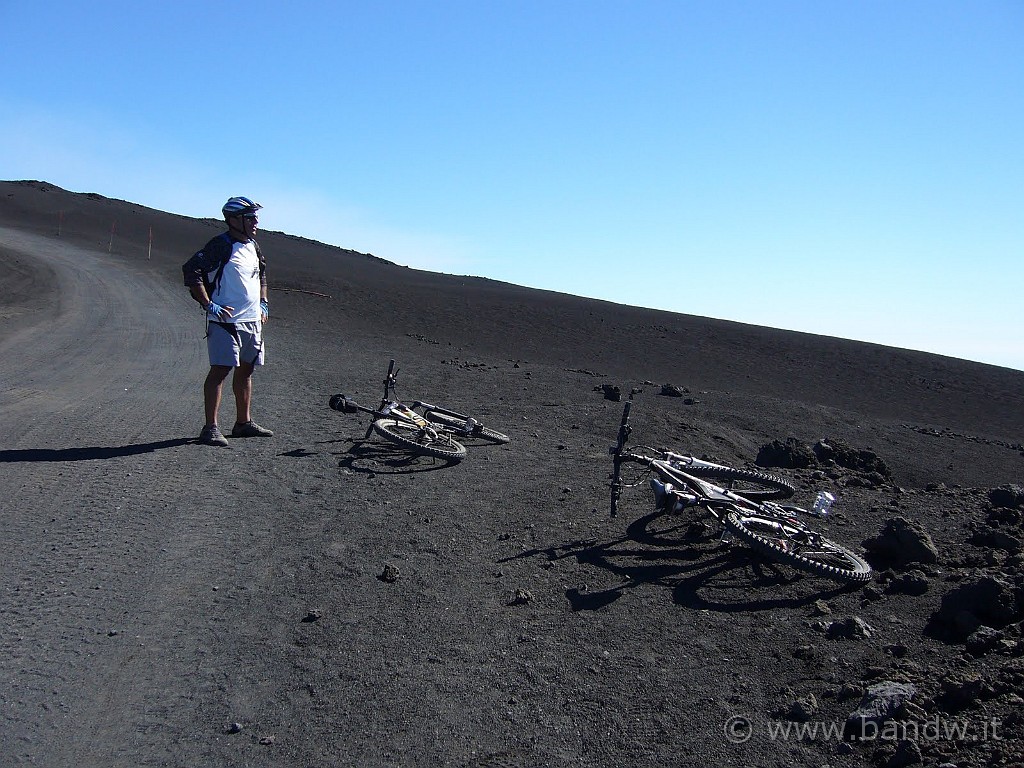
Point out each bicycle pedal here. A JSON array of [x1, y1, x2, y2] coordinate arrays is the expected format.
[[685, 521, 711, 539]]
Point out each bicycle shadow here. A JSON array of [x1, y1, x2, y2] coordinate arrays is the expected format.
[[336, 438, 462, 475], [450, 436, 510, 450], [0, 437, 193, 463], [507, 509, 860, 614]]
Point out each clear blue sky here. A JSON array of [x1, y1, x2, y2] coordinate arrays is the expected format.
[[2, 1, 1021, 370]]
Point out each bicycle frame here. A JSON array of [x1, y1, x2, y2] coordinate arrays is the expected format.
[[610, 401, 739, 516], [374, 400, 431, 433], [611, 400, 794, 516], [363, 361, 475, 432], [615, 446, 767, 522], [411, 401, 480, 429]]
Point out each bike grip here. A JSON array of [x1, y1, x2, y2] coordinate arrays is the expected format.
[[329, 393, 359, 413]]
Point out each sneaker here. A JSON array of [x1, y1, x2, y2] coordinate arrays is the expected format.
[[231, 420, 274, 438], [198, 424, 230, 447]]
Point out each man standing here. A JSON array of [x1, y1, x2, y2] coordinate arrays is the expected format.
[[182, 196, 274, 447]]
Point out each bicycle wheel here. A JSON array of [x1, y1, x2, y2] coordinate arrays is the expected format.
[[424, 411, 510, 444], [722, 510, 872, 583], [683, 465, 795, 501], [372, 418, 467, 462]]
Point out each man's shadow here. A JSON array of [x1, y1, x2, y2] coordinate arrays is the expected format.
[[0, 438, 193, 462]]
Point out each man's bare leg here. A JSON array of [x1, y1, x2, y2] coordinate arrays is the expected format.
[[232, 361, 255, 425], [204, 365, 233, 426]]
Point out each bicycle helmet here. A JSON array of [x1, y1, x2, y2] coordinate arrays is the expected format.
[[222, 196, 262, 218]]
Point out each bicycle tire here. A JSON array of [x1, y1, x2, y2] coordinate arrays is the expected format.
[[682, 465, 795, 501], [722, 510, 872, 583], [372, 418, 467, 462], [424, 411, 511, 444]]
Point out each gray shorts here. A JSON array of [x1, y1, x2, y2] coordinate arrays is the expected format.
[[207, 321, 265, 367]]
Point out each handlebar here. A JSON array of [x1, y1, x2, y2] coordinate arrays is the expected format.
[[609, 401, 632, 517], [378, 359, 399, 408], [329, 393, 365, 415]]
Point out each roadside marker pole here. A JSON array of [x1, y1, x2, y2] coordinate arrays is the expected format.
[[108, 221, 116, 253], [148, 226, 153, 260], [57, 210, 63, 236]]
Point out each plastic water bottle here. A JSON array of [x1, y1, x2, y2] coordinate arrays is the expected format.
[[811, 491, 835, 517]]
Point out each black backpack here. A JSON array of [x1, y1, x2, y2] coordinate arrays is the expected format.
[[203, 232, 234, 299]]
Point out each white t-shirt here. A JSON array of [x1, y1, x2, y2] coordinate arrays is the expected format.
[[211, 240, 262, 323]]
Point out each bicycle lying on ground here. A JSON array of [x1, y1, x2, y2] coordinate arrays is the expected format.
[[609, 401, 872, 583], [329, 360, 510, 462]]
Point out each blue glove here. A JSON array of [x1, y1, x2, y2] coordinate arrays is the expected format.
[[206, 301, 226, 318], [260, 299, 269, 318]]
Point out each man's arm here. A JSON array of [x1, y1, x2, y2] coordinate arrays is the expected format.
[[189, 283, 211, 309], [189, 283, 233, 319], [256, 240, 268, 322], [183, 235, 234, 319]]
